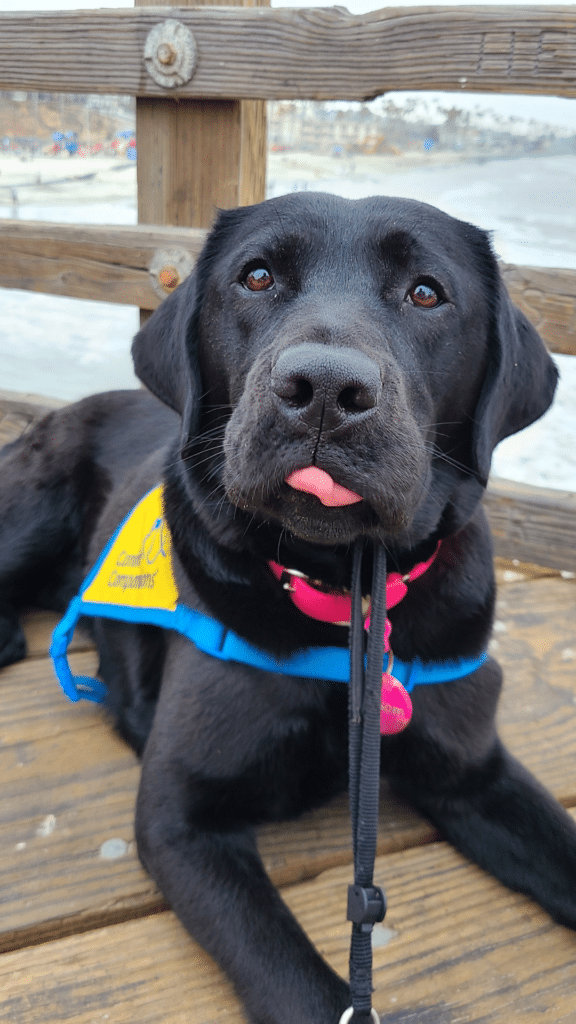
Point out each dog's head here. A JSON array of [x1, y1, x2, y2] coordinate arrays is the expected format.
[[133, 193, 556, 553]]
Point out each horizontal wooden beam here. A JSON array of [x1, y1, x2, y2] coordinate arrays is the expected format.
[[501, 262, 576, 356], [0, 220, 205, 309], [0, 6, 575, 100], [484, 476, 576, 571], [1, 221, 575, 356]]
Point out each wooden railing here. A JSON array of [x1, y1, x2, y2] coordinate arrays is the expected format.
[[1, 6, 575, 100], [0, 4, 575, 571]]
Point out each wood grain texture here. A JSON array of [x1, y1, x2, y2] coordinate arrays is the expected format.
[[1, 570, 574, 952], [0, 219, 205, 308], [495, 574, 576, 803], [501, 262, 576, 355], [136, 0, 267, 245], [20, 609, 93, 660], [485, 476, 576, 571], [288, 833, 576, 1024], [0, 6, 575, 99], [136, 96, 242, 229], [0, 391, 66, 449], [0, 652, 161, 953], [0, 913, 239, 1024], [0, 650, 433, 951], [239, 94, 268, 207], [0, 410, 31, 449], [1, 221, 575, 358], [3, 821, 576, 1024]]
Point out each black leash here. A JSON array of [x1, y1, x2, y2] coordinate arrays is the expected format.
[[344, 540, 387, 1024]]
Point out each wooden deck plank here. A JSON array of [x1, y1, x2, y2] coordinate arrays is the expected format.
[[0, 649, 434, 952], [0, 411, 30, 449], [0, 652, 159, 952], [20, 609, 93, 661], [1, 649, 101, 745], [0, 913, 238, 1024], [295, 833, 576, 1024], [495, 575, 576, 804], [3, 821, 576, 1024], [0, 390, 64, 438], [1, 571, 575, 953]]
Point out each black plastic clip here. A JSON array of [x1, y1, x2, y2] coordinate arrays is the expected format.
[[347, 884, 386, 933]]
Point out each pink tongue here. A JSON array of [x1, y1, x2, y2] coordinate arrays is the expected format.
[[286, 467, 362, 508]]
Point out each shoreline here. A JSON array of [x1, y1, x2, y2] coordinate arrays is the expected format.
[[0, 155, 136, 206], [0, 147, 572, 210]]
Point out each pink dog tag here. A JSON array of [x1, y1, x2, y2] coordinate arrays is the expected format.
[[380, 674, 412, 734]]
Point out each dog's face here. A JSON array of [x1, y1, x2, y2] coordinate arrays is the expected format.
[[133, 193, 557, 552]]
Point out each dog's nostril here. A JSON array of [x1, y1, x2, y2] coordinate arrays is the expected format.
[[338, 384, 377, 413], [276, 376, 314, 409]]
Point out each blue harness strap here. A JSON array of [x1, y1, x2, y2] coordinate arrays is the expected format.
[[49, 487, 488, 704], [50, 593, 487, 704]]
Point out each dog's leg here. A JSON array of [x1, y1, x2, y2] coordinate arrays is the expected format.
[[134, 647, 351, 1024], [0, 447, 65, 666], [389, 658, 576, 930], [136, 809, 349, 1024], [94, 619, 167, 756], [0, 419, 94, 667], [0, 601, 26, 668], [0, 432, 83, 668], [0, 439, 36, 665]]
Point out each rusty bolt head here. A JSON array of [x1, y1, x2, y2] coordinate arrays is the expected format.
[[157, 42, 177, 66], [144, 20, 197, 89], [158, 265, 181, 293]]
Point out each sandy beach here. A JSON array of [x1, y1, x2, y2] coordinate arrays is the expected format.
[[0, 153, 136, 206]]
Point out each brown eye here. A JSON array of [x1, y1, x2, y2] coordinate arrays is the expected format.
[[243, 266, 274, 292], [408, 282, 441, 308]]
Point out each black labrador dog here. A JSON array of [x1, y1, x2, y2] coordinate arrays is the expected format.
[[1, 192, 573, 1023]]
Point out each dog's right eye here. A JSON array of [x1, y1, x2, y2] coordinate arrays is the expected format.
[[241, 265, 275, 292], [407, 280, 442, 308]]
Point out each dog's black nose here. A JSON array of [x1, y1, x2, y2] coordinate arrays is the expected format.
[[271, 343, 381, 433]]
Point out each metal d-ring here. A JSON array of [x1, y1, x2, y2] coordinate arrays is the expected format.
[[339, 1008, 380, 1024]]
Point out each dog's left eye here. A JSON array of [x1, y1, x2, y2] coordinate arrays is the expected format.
[[407, 281, 442, 308], [242, 266, 275, 292]]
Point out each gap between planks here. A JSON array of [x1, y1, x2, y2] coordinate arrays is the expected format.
[[1, 568, 575, 958], [2, 816, 576, 1024]]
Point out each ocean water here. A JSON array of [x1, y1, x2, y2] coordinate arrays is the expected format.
[[1, 155, 574, 491], [268, 154, 576, 269]]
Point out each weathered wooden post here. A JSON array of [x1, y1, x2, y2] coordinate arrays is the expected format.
[[135, 0, 269, 316]]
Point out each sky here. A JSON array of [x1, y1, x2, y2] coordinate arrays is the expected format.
[[0, 0, 574, 130]]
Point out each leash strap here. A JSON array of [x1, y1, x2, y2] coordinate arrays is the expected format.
[[345, 542, 387, 1024]]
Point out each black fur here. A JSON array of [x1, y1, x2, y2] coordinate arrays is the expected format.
[[0, 193, 570, 1024]]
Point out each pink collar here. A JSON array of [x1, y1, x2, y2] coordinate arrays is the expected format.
[[268, 542, 440, 626]]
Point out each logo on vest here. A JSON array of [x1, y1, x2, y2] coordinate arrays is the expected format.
[[82, 487, 179, 612]]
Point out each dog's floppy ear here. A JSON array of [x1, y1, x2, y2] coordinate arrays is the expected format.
[[471, 277, 558, 485], [131, 271, 200, 420]]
